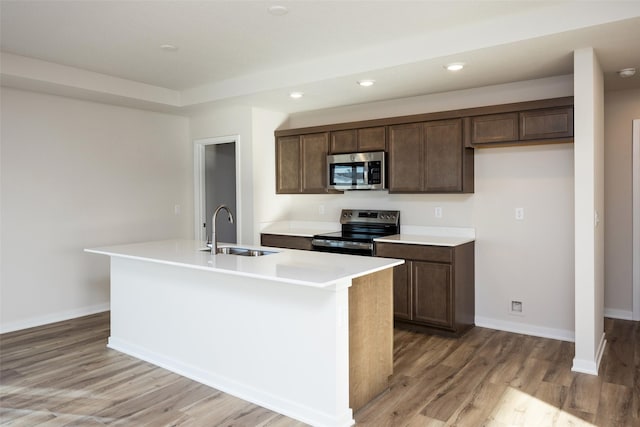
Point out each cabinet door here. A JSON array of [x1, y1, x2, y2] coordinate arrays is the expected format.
[[520, 107, 573, 140], [357, 127, 386, 152], [412, 261, 453, 329], [424, 119, 463, 192], [330, 130, 358, 154], [469, 113, 518, 145], [301, 133, 330, 193], [276, 135, 301, 194], [392, 262, 412, 320], [388, 123, 424, 192]]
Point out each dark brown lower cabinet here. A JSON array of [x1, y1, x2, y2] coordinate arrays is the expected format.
[[260, 233, 313, 251], [376, 241, 475, 337], [392, 262, 411, 320], [412, 261, 453, 327]]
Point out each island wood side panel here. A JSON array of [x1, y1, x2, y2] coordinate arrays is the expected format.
[[348, 268, 394, 411]]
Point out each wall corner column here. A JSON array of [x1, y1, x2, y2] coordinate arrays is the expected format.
[[572, 47, 606, 375]]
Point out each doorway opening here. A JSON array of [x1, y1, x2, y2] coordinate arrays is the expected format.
[[194, 136, 240, 244]]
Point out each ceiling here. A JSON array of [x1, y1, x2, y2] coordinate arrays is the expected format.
[[1, 1, 640, 114]]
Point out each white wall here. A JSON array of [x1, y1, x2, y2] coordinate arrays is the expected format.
[[190, 105, 254, 245], [278, 76, 577, 339], [251, 107, 290, 243], [604, 89, 640, 319], [0, 88, 191, 333], [473, 144, 575, 338]]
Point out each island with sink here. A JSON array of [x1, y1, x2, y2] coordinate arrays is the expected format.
[[86, 239, 403, 427]]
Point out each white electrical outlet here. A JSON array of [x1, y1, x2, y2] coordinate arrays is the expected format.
[[319, 205, 325, 215], [174, 204, 181, 216], [435, 207, 443, 218], [515, 207, 524, 220]]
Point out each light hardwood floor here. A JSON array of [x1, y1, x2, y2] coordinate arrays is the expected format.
[[1, 312, 638, 426]]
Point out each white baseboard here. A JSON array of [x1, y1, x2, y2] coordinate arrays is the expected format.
[[572, 332, 607, 375], [108, 337, 354, 427], [0, 303, 110, 334], [475, 315, 575, 342], [604, 308, 633, 320]]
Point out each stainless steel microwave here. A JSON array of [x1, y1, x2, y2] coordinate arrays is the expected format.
[[327, 151, 386, 191]]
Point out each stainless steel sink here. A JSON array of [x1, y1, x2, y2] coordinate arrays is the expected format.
[[201, 245, 277, 257], [218, 247, 277, 256]]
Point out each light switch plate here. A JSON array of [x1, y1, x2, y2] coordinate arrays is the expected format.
[[515, 207, 524, 220]]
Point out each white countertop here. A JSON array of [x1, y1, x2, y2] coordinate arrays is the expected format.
[[375, 225, 475, 246], [262, 221, 476, 247], [86, 239, 403, 288], [374, 234, 474, 246]]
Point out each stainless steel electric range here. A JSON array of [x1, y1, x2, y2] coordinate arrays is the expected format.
[[312, 209, 400, 256]]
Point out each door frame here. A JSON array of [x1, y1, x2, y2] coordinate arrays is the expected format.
[[193, 135, 241, 243], [633, 120, 640, 320]]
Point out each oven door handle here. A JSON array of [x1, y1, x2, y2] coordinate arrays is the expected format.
[[312, 239, 373, 251]]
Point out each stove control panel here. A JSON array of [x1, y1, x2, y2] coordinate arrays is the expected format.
[[340, 209, 400, 225]]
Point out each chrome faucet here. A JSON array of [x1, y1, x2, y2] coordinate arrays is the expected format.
[[211, 205, 234, 254]]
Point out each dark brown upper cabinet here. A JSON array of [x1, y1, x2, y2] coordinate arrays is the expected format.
[[468, 112, 519, 145], [330, 126, 386, 154], [465, 99, 574, 148], [274, 96, 573, 195], [388, 119, 473, 193], [520, 107, 573, 141], [276, 132, 335, 194], [387, 123, 422, 192], [275, 135, 301, 193]]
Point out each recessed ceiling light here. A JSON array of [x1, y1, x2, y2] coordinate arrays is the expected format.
[[445, 62, 465, 71], [357, 80, 375, 87], [268, 5, 289, 16], [618, 67, 636, 78], [289, 91, 304, 99], [160, 44, 178, 52]]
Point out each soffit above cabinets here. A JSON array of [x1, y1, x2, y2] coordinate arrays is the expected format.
[[1, 2, 639, 114]]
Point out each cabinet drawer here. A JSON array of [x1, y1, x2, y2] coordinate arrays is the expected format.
[[260, 234, 313, 251], [375, 242, 452, 263]]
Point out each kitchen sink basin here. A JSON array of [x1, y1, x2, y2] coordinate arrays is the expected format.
[[201, 246, 277, 257], [218, 247, 277, 256]]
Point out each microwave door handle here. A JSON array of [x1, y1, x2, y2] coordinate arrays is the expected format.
[[363, 163, 369, 185]]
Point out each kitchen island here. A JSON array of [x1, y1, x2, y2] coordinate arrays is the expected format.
[[86, 239, 403, 427]]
